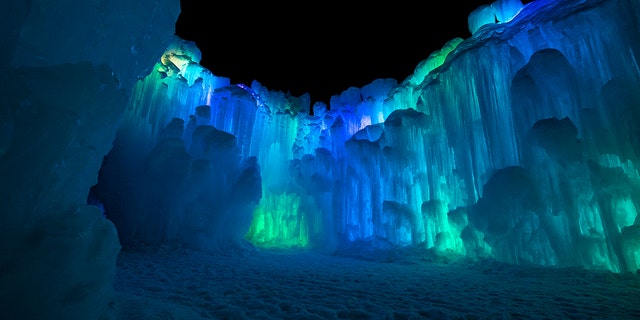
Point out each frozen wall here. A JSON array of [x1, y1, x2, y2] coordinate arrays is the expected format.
[[94, 0, 640, 273], [340, 0, 640, 272], [2, 1, 638, 318], [410, 0, 640, 272], [0, 0, 180, 319]]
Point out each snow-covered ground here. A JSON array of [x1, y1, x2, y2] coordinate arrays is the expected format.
[[114, 245, 640, 319]]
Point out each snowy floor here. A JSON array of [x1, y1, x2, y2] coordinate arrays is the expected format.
[[114, 245, 640, 320]]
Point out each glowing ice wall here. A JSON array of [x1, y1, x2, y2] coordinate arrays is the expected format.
[[387, 0, 640, 271], [97, 0, 640, 272], [96, 40, 263, 252]]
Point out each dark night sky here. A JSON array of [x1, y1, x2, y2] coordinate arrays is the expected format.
[[174, 1, 530, 105]]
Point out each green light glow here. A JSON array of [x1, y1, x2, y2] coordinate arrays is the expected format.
[[424, 199, 467, 255], [245, 193, 309, 248], [408, 38, 462, 86], [612, 196, 638, 232]]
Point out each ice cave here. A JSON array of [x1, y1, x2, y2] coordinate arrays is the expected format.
[[1, 0, 640, 319]]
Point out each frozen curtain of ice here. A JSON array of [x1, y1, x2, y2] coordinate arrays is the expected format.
[[101, 0, 640, 273], [2, 0, 640, 318]]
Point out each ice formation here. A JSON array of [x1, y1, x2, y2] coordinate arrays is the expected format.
[[2, 0, 640, 318], [97, 0, 640, 273], [1, 1, 180, 319]]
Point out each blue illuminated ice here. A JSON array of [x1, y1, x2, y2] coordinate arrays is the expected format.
[[94, 0, 640, 275]]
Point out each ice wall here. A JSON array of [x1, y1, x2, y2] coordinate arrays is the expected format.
[[0, 0, 180, 319], [96, 44, 263, 252], [411, 0, 640, 272], [96, 0, 640, 273], [334, 0, 640, 271]]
